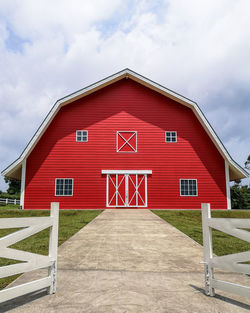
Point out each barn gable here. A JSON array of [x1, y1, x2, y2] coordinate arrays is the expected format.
[[2, 68, 248, 182]]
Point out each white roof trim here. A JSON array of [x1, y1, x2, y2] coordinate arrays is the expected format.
[[2, 68, 248, 180], [102, 170, 152, 174]]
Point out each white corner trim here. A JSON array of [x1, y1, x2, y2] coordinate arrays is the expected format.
[[20, 159, 26, 209], [225, 161, 231, 210], [102, 170, 152, 175]]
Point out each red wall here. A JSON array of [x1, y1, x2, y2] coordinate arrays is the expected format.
[[24, 79, 227, 209]]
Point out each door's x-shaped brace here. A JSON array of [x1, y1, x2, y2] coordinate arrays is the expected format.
[[108, 174, 126, 206], [128, 175, 145, 205]]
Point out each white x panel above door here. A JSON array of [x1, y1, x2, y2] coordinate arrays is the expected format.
[[117, 131, 137, 152]]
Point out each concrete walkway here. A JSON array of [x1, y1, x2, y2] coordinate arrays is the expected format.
[[1, 209, 250, 313]]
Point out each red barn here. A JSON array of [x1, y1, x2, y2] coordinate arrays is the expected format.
[[2, 69, 248, 210]]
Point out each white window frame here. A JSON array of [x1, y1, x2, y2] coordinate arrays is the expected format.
[[76, 130, 88, 142], [165, 131, 177, 143], [116, 131, 137, 153], [55, 178, 74, 196], [179, 179, 198, 197]]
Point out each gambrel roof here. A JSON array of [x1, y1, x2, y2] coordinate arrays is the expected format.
[[2, 69, 248, 181]]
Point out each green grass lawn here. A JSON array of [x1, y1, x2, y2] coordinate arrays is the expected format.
[[0, 204, 19, 210], [0, 206, 102, 289], [152, 210, 250, 257]]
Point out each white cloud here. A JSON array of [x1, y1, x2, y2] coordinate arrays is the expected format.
[[0, 0, 250, 191]]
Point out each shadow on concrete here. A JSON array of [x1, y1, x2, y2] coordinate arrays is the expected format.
[[189, 284, 250, 311], [0, 289, 48, 313]]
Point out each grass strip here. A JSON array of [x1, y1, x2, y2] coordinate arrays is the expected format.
[[152, 210, 250, 256]]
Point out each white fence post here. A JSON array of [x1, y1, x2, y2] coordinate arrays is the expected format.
[[201, 203, 215, 296], [48, 202, 59, 294], [201, 203, 250, 298]]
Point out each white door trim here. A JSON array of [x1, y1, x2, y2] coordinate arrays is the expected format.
[[105, 171, 150, 207], [102, 170, 152, 175]]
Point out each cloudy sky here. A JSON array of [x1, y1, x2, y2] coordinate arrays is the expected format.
[[0, 0, 249, 191]]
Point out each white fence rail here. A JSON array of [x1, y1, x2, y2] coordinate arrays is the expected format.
[[0, 198, 20, 205], [0, 202, 59, 303], [202, 203, 250, 298]]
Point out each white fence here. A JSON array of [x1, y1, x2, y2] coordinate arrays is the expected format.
[[202, 203, 250, 298], [0, 202, 59, 303], [0, 198, 20, 205]]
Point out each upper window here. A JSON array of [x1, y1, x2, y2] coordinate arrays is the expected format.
[[55, 178, 73, 196], [165, 131, 177, 142], [76, 130, 88, 142], [180, 179, 197, 196], [117, 131, 137, 152]]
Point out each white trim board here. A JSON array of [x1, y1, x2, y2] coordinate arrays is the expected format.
[[2, 69, 248, 181], [225, 161, 231, 210], [102, 170, 152, 175], [20, 159, 26, 209]]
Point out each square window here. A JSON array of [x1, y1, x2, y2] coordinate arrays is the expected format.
[[55, 178, 73, 196], [165, 131, 177, 143], [76, 130, 88, 142], [180, 179, 197, 196]]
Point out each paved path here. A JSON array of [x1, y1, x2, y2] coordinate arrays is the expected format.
[[1, 209, 250, 313]]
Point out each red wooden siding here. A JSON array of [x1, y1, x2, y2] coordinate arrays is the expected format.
[[24, 79, 227, 209]]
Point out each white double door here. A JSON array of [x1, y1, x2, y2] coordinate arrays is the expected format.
[[105, 172, 148, 207]]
